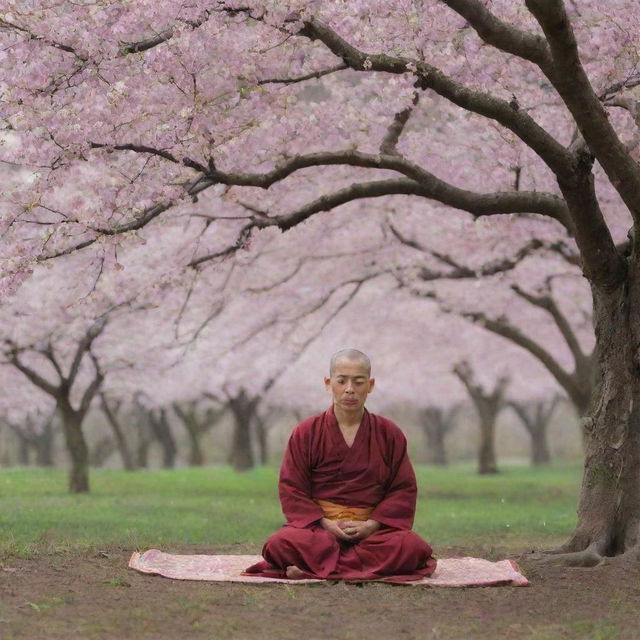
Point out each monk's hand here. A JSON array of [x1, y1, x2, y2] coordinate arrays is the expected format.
[[340, 519, 381, 541], [320, 517, 354, 541]]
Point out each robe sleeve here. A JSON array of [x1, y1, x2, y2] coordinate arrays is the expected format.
[[278, 422, 325, 528], [369, 425, 417, 530]]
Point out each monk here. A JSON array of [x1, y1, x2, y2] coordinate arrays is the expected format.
[[245, 349, 436, 582]]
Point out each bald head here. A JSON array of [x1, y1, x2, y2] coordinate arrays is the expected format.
[[329, 349, 371, 377]]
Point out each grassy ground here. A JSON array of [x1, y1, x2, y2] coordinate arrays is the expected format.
[[0, 463, 582, 556], [5, 463, 640, 640]]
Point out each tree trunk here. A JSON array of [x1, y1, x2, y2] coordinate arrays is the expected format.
[[529, 426, 552, 466], [508, 401, 554, 467], [228, 390, 259, 472], [149, 409, 177, 468], [421, 407, 457, 466], [101, 396, 136, 470], [478, 416, 498, 475], [186, 425, 205, 466], [136, 437, 151, 469], [454, 364, 505, 475], [560, 283, 640, 560], [173, 405, 205, 467], [132, 403, 153, 468], [255, 414, 268, 466], [58, 401, 90, 493]]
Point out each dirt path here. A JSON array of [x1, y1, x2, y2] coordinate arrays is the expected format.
[[1, 545, 638, 639]]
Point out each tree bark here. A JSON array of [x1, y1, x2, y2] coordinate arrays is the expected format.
[[58, 400, 90, 493], [530, 426, 552, 466], [227, 390, 259, 472], [509, 400, 555, 466], [148, 408, 177, 468], [477, 416, 498, 475], [132, 401, 153, 468], [453, 363, 506, 475], [173, 403, 204, 466], [560, 282, 640, 559], [421, 406, 458, 466]]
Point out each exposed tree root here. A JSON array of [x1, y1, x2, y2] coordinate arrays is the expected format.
[[528, 540, 607, 567], [598, 545, 640, 568]]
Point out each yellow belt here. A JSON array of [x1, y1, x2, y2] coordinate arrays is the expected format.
[[315, 499, 373, 521]]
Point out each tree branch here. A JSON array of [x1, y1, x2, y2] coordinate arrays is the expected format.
[[441, 0, 552, 67], [5, 344, 59, 397], [67, 316, 108, 384], [380, 91, 420, 155], [119, 11, 216, 55], [511, 283, 590, 369], [389, 221, 573, 279], [257, 63, 348, 85], [525, 0, 640, 222], [460, 310, 583, 402], [299, 17, 573, 178], [79, 352, 104, 418]]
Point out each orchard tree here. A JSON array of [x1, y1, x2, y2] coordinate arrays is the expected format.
[[420, 405, 459, 466], [3, 0, 640, 564], [0, 410, 57, 466], [508, 396, 560, 466], [454, 361, 508, 474], [390, 221, 596, 424], [2, 318, 106, 492]]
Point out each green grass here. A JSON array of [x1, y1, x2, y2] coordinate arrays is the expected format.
[[0, 463, 582, 557], [416, 463, 581, 551]]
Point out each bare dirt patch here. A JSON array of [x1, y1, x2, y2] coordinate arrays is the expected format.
[[1, 544, 638, 639]]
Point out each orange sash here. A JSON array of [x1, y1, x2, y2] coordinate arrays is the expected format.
[[315, 499, 373, 522]]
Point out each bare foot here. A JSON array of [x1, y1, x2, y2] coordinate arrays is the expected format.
[[285, 565, 306, 579]]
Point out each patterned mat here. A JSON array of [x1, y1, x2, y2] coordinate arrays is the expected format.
[[129, 550, 529, 587]]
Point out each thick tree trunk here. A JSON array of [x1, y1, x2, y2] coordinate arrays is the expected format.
[[529, 427, 551, 466], [478, 416, 498, 475], [421, 408, 452, 466], [559, 283, 640, 561], [185, 426, 205, 466], [132, 403, 153, 468], [149, 409, 177, 469], [453, 364, 505, 475], [228, 390, 259, 472], [174, 407, 205, 466], [509, 401, 554, 467], [58, 401, 90, 493]]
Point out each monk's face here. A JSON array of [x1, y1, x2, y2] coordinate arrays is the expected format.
[[324, 358, 375, 414]]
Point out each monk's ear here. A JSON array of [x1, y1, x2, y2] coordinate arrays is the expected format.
[[368, 377, 375, 392], [324, 376, 331, 390]]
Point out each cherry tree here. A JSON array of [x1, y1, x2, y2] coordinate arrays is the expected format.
[[3, 0, 640, 564], [508, 396, 561, 466], [0, 409, 57, 467], [389, 218, 596, 425], [419, 405, 459, 467], [2, 317, 106, 492]]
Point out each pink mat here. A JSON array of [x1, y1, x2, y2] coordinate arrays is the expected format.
[[129, 550, 529, 587]]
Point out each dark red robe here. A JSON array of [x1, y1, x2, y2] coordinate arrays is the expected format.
[[245, 406, 436, 581]]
